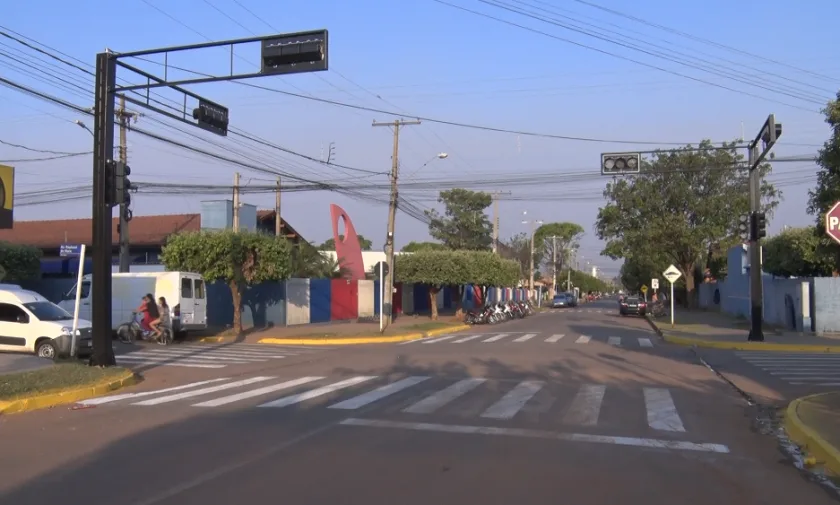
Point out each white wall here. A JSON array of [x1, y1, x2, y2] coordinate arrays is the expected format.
[[320, 251, 412, 273]]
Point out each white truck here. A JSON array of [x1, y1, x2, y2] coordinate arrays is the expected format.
[[58, 272, 208, 335]]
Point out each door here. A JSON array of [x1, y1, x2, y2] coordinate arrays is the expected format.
[[192, 278, 207, 327], [179, 277, 195, 326], [0, 303, 31, 352]]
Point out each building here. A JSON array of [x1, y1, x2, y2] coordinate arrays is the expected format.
[[0, 199, 306, 276]]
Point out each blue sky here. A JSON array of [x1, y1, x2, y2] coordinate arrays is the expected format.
[[1, 0, 838, 277]]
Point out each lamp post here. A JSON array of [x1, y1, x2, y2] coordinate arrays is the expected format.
[[521, 211, 543, 300]]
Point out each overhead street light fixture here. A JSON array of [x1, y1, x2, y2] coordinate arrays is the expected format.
[[601, 152, 641, 175]]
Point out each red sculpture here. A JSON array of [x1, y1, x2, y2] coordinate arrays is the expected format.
[[330, 204, 366, 280]]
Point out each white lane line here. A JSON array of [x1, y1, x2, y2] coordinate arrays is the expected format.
[[575, 336, 591, 344], [126, 352, 267, 363], [453, 334, 486, 343], [329, 376, 431, 410], [480, 381, 543, 420], [132, 377, 275, 406], [192, 377, 324, 407], [397, 338, 426, 345], [643, 388, 685, 432], [638, 338, 653, 348], [150, 348, 288, 358], [482, 333, 510, 343], [545, 334, 565, 343], [563, 384, 606, 426], [513, 333, 537, 343], [339, 418, 729, 453], [607, 337, 621, 346], [115, 357, 226, 369], [258, 376, 377, 408], [78, 378, 230, 405], [422, 335, 459, 344], [403, 378, 487, 414]]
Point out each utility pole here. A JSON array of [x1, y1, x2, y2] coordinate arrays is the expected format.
[[551, 236, 557, 297], [521, 213, 543, 299], [232, 172, 241, 233], [490, 191, 511, 253], [116, 95, 138, 273], [373, 118, 421, 328], [275, 176, 282, 236]]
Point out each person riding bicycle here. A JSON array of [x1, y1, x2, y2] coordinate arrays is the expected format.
[[135, 294, 159, 334], [150, 297, 170, 339]]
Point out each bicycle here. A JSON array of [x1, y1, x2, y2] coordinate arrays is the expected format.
[[116, 311, 173, 345]]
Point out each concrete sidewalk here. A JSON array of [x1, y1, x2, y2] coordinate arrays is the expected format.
[[650, 309, 840, 352], [785, 392, 840, 478]]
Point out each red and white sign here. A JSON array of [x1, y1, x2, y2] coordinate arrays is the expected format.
[[826, 201, 840, 245]]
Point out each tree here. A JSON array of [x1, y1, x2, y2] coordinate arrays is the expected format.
[[499, 232, 531, 282], [318, 235, 372, 251], [763, 227, 833, 278], [595, 140, 780, 307], [394, 250, 519, 319], [425, 188, 493, 250], [0, 242, 41, 282], [807, 91, 840, 273], [291, 244, 350, 279], [533, 222, 585, 283], [620, 255, 667, 292], [161, 230, 292, 333], [402, 241, 446, 252]]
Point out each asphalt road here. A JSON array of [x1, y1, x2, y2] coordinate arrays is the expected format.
[[1, 299, 836, 505]]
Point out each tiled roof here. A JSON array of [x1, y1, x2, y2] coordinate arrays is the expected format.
[[0, 214, 201, 248]]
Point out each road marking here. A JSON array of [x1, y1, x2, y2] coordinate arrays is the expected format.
[[78, 378, 230, 405], [192, 377, 324, 407], [339, 418, 729, 453], [643, 388, 685, 432], [638, 338, 653, 348], [258, 376, 377, 408], [545, 334, 565, 342], [115, 357, 226, 369], [607, 337, 621, 346], [403, 378, 486, 414], [480, 381, 544, 420], [482, 333, 510, 342], [132, 377, 275, 406], [422, 335, 459, 344], [513, 333, 537, 342], [126, 352, 267, 363], [575, 336, 591, 344], [142, 347, 287, 358], [328, 376, 431, 410], [452, 334, 486, 343], [563, 384, 606, 426]]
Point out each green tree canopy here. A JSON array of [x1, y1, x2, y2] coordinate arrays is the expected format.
[[401, 241, 446, 252], [394, 250, 519, 319], [807, 91, 840, 273], [559, 269, 609, 294], [763, 227, 833, 278], [619, 255, 667, 292], [499, 232, 531, 283], [425, 188, 493, 250], [161, 230, 292, 333], [595, 140, 780, 306], [0, 242, 41, 282], [533, 221, 585, 277], [318, 235, 372, 251]]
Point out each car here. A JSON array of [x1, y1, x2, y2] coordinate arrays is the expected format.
[[619, 296, 647, 317]]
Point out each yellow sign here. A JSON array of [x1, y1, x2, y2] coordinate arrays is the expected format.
[[640, 285, 648, 293], [0, 164, 13, 229]]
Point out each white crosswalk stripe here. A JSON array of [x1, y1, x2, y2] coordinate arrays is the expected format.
[[113, 343, 323, 369], [401, 332, 655, 347], [83, 376, 690, 433], [545, 334, 565, 343], [736, 352, 840, 386], [512, 333, 537, 342], [607, 337, 621, 346], [575, 335, 591, 344]]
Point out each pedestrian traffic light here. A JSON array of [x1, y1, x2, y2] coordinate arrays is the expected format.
[[115, 162, 132, 205], [752, 211, 767, 240], [104, 159, 117, 207], [738, 214, 750, 241]]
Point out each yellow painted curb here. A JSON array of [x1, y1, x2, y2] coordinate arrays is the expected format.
[[425, 324, 471, 337], [0, 369, 139, 415], [784, 393, 840, 477], [258, 333, 426, 346], [662, 333, 840, 352]]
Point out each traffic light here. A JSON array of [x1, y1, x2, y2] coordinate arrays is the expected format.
[[601, 152, 641, 175], [752, 211, 767, 240], [193, 100, 229, 136], [738, 214, 750, 241], [115, 162, 132, 206], [104, 159, 117, 207]]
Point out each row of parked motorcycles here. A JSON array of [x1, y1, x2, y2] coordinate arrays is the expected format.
[[464, 300, 536, 325]]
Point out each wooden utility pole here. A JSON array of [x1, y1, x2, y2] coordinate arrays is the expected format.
[[116, 95, 139, 273], [275, 176, 282, 236], [232, 172, 241, 232], [372, 118, 421, 328], [490, 191, 511, 253], [550, 235, 558, 297]]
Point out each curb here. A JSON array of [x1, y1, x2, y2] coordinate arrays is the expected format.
[[784, 393, 840, 477], [0, 369, 139, 415], [661, 332, 840, 352], [258, 323, 473, 346], [195, 336, 230, 343]]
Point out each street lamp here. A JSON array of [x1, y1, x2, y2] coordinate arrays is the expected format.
[[521, 211, 543, 300], [74, 120, 94, 136], [403, 152, 448, 179]]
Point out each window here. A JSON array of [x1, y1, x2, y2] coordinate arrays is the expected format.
[[194, 279, 205, 299], [81, 281, 91, 299], [181, 278, 193, 298], [23, 302, 72, 322], [0, 303, 27, 323]]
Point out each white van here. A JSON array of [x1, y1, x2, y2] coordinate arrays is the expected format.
[[58, 272, 208, 334], [0, 288, 93, 358]]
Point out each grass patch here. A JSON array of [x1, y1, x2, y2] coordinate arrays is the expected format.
[[0, 362, 128, 401]]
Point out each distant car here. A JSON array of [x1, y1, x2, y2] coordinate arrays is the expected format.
[[619, 296, 646, 317], [552, 293, 570, 308]]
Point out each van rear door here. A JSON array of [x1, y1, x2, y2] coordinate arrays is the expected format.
[[177, 275, 207, 331]]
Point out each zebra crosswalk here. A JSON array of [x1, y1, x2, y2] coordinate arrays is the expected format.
[[79, 375, 695, 436], [736, 351, 840, 387], [400, 332, 656, 348], [112, 343, 329, 369]]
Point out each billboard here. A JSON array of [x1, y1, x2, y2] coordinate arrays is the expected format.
[[0, 164, 13, 229]]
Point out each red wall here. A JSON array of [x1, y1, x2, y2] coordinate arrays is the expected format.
[[330, 279, 359, 321]]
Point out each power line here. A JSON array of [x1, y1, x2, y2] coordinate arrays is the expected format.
[[0, 138, 88, 155]]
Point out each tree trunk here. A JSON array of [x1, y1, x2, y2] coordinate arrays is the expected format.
[[429, 286, 440, 320], [229, 280, 243, 334], [682, 264, 696, 308], [451, 284, 464, 320], [91, 332, 116, 367]]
